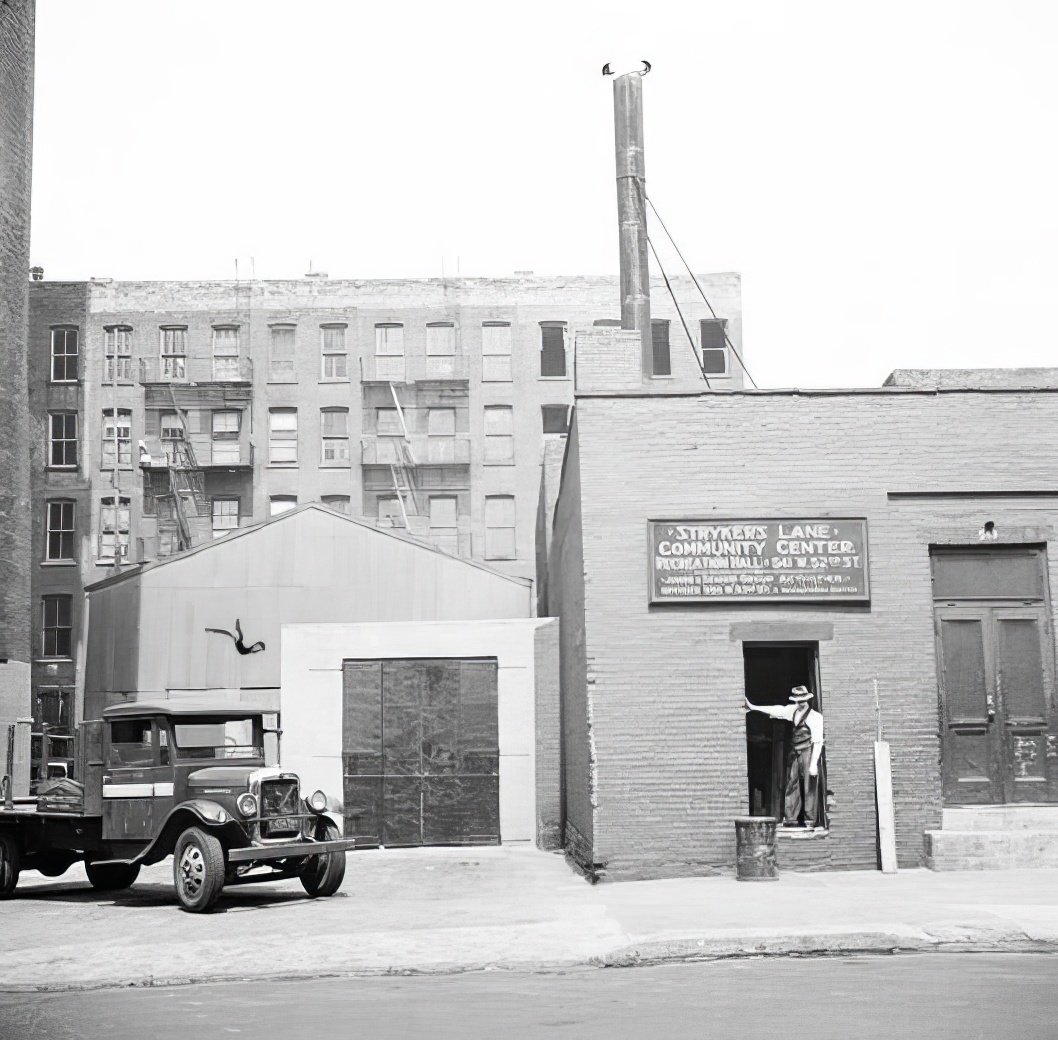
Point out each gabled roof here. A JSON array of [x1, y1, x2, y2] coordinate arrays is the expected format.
[[85, 502, 531, 593]]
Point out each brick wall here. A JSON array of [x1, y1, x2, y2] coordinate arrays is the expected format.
[[560, 386, 1058, 880], [533, 618, 562, 849], [0, 0, 35, 733]]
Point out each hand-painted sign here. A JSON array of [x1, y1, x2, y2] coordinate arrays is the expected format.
[[649, 519, 870, 604]]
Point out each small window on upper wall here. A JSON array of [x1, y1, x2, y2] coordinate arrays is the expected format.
[[426, 322, 456, 355], [269, 324, 296, 380], [482, 322, 512, 382], [269, 495, 298, 516], [321, 324, 348, 379], [321, 495, 351, 515], [700, 319, 728, 375], [539, 322, 567, 377], [541, 405, 570, 435], [104, 325, 133, 382], [651, 320, 671, 377], [50, 327, 79, 382]]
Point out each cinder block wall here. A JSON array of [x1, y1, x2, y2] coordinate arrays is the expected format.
[[569, 388, 1058, 880], [0, 0, 35, 731]]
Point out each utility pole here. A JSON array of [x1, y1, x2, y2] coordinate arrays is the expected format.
[[611, 64, 652, 374]]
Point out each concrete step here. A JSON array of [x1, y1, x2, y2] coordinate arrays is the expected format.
[[924, 828, 1058, 870], [942, 806, 1058, 832]]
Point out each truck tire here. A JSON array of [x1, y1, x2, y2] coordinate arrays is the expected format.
[[85, 860, 141, 891], [173, 827, 225, 913], [0, 831, 20, 898], [299, 820, 346, 898]]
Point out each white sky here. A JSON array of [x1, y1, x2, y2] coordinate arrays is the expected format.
[[29, 0, 1058, 389]]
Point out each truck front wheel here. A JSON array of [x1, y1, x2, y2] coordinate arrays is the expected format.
[[85, 860, 141, 891], [299, 820, 346, 898], [0, 831, 20, 898], [173, 827, 225, 913]]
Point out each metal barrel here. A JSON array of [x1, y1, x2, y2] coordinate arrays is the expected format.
[[734, 816, 779, 881]]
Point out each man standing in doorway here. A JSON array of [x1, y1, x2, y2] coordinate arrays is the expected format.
[[745, 686, 824, 828]]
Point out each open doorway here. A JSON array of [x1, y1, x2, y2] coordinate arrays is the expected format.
[[743, 643, 824, 825]]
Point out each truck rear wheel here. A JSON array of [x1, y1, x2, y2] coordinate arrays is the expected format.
[[85, 860, 141, 891], [0, 831, 20, 898], [299, 820, 346, 898], [173, 827, 225, 913]]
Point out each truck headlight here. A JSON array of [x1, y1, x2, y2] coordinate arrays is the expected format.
[[236, 793, 258, 817], [307, 790, 327, 814]]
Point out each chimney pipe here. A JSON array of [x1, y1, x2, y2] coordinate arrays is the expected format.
[[613, 71, 651, 375]]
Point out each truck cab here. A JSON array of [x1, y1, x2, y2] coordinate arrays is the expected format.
[[0, 701, 356, 913]]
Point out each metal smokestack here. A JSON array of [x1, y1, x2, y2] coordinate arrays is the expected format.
[[612, 66, 652, 374]]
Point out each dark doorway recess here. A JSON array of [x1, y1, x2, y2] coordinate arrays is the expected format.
[[342, 658, 500, 847], [743, 643, 823, 824]]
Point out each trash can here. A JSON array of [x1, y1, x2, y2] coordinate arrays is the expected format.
[[734, 816, 778, 881]]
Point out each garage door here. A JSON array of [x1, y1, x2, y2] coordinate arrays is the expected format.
[[342, 658, 500, 846]]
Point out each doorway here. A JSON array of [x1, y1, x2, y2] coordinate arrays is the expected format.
[[932, 547, 1058, 805], [743, 643, 823, 823]]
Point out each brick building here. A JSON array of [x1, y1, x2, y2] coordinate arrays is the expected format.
[[26, 273, 741, 773], [0, 0, 35, 769], [546, 340, 1058, 879]]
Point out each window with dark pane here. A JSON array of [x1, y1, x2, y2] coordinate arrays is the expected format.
[[700, 318, 728, 375], [651, 320, 671, 376], [539, 322, 567, 377]]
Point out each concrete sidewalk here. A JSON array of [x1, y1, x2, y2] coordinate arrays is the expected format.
[[3, 847, 1058, 991]]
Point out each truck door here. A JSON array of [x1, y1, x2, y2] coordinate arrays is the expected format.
[[102, 716, 174, 842]]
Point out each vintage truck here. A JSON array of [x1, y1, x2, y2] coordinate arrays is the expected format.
[[0, 701, 355, 912]]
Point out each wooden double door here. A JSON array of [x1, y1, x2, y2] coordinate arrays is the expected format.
[[936, 604, 1058, 804]]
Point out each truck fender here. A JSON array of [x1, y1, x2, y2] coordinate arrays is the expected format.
[[141, 801, 245, 866]]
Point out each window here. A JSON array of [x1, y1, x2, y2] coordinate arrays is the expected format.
[[212, 410, 241, 465], [426, 322, 456, 355], [48, 412, 77, 468], [41, 596, 72, 658], [212, 325, 240, 380], [268, 408, 298, 465], [376, 407, 403, 437], [101, 408, 132, 468], [45, 501, 75, 562], [99, 495, 131, 561], [429, 496, 458, 554], [50, 327, 78, 382], [107, 718, 155, 768], [160, 410, 184, 464], [481, 321, 512, 382], [269, 324, 296, 380], [540, 322, 567, 378], [484, 495, 516, 560], [427, 407, 456, 462], [160, 326, 187, 379], [651, 320, 671, 377], [700, 319, 728, 375], [541, 405, 570, 435], [211, 498, 239, 538], [375, 323, 405, 380], [321, 495, 351, 515], [321, 408, 350, 464], [104, 325, 133, 381], [269, 495, 297, 516], [378, 496, 404, 526], [484, 406, 514, 464], [321, 324, 348, 379], [34, 686, 72, 735]]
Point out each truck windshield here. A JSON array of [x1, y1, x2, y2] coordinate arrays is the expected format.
[[171, 717, 263, 760]]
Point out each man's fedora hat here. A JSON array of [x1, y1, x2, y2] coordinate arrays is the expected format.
[[789, 685, 814, 701]]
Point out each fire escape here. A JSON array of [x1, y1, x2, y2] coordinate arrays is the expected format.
[[160, 384, 209, 551], [387, 383, 421, 530]]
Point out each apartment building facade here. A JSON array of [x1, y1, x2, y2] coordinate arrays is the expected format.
[[27, 273, 743, 768]]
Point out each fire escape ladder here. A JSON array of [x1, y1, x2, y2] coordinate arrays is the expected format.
[[388, 382, 420, 525], [165, 383, 209, 549]]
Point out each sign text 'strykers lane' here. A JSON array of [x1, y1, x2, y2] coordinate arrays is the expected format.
[[648, 519, 870, 604]]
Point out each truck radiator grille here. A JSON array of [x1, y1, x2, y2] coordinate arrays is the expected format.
[[260, 778, 301, 838]]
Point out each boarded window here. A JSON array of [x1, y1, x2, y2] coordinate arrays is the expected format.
[[651, 320, 671, 377], [484, 495, 516, 559], [484, 406, 514, 464], [931, 549, 1045, 601], [270, 325, 296, 378], [482, 322, 512, 382], [426, 322, 456, 355], [321, 408, 350, 464], [269, 408, 298, 465]]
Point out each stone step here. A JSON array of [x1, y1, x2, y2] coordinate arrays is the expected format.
[[942, 806, 1058, 831], [924, 829, 1058, 870]]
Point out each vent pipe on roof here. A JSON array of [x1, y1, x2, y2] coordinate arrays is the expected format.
[[612, 66, 652, 375]]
